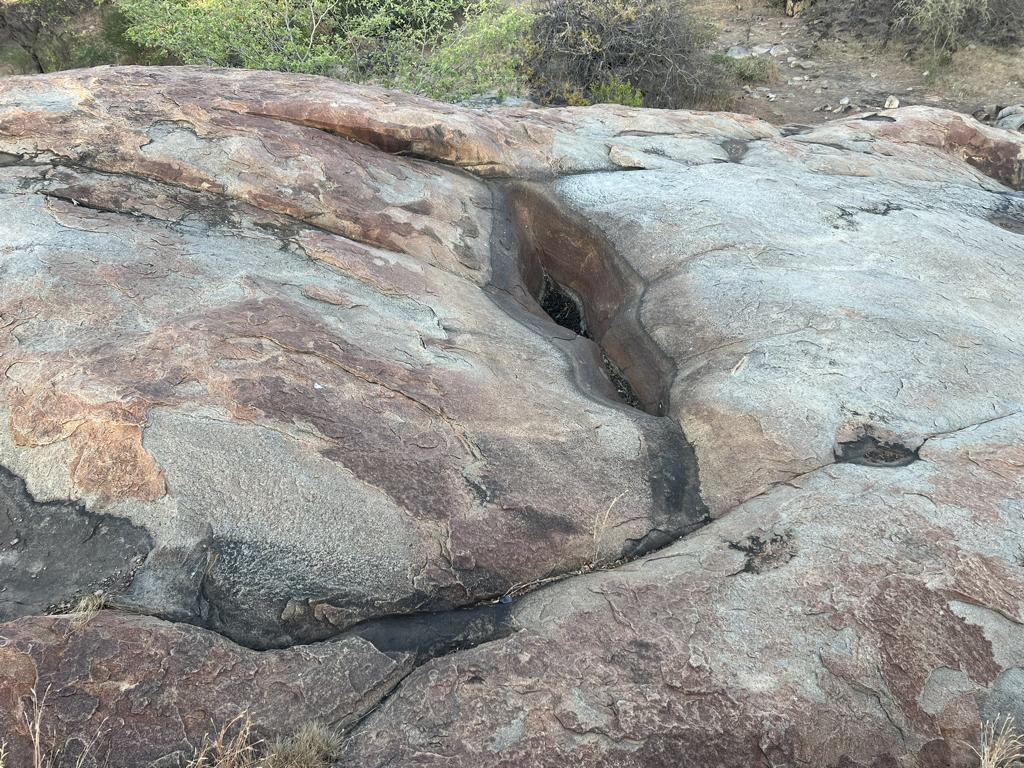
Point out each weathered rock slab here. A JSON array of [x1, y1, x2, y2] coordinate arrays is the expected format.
[[0, 67, 1022, 767], [0, 612, 412, 767], [339, 415, 1024, 767]]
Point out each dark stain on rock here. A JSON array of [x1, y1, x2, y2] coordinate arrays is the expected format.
[[990, 198, 1024, 234], [835, 435, 918, 467], [627, 419, 709, 557], [991, 214, 1024, 234], [0, 465, 153, 620], [729, 532, 798, 574], [835, 202, 903, 228], [859, 201, 903, 216], [861, 114, 897, 123], [512, 504, 580, 537], [345, 601, 515, 663], [721, 139, 750, 163]]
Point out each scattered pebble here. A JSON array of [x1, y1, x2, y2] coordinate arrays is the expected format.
[[885, 95, 900, 109]]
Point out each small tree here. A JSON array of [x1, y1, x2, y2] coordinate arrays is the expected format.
[[353, 0, 533, 101]]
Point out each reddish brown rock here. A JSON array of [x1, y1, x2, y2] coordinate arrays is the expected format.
[[0, 612, 412, 767], [0, 69, 706, 648], [0, 67, 1022, 767], [339, 416, 1024, 767]]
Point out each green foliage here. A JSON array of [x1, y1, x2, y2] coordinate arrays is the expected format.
[[115, 0, 345, 72], [366, 1, 533, 101], [528, 0, 732, 109], [343, 0, 465, 40], [711, 53, 778, 83], [114, 0, 532, 98], [589, 75, 643, 106]]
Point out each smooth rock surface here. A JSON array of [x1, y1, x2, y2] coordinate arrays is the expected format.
[[0, 68, 706, 648], [0, 67, 1022, 767]]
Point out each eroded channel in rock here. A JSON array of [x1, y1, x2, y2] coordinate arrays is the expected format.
[[499, 183, 677, 417], [538, 272, 642, 408], [0, 90, 708, 673]]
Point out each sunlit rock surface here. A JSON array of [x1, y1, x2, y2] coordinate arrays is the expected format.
[[0, 67, 1022, 767]]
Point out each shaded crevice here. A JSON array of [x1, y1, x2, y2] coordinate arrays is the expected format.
[[344, 600, 516, 664], [537, 271, 642, 409], [539, 272, 587, 336], [497, 181, 676, 417]]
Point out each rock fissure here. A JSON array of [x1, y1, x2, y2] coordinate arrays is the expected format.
[[3, 68, 1024, 768]]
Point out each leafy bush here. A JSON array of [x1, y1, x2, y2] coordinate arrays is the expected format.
[[589, 75, 643, 106], [528, 0, 732, 109], [393, 1, 534, 101], [342, 0, 533, 101], [116, 0, 532, 98], [113, 0, 731, 108], [116, 0, 344, 73]]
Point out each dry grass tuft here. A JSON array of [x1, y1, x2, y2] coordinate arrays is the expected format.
[[68, 592, 108, 630], [184, 715, 262, 768], [894, 0, 990, 54], [21, 685, 101, 768], [262, 723, 344, 768], [974, 716, 1024, 768], [185, 716, 342, 768], [0, 739, 8, 768]]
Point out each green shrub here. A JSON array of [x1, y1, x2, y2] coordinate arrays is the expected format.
[[116, 0, 346, 72], [343, 0, 466, 40], [371, 1, 534, 101], [589, 75, 643, 106], [115, 0, 531, 99], [528, 0, 732, 109], [711, 53, 778, 84]]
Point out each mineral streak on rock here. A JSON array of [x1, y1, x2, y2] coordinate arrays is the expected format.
[[0, 67, 1022, 767]]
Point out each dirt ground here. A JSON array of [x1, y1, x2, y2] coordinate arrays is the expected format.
[[700, 0, 1024, 125]]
